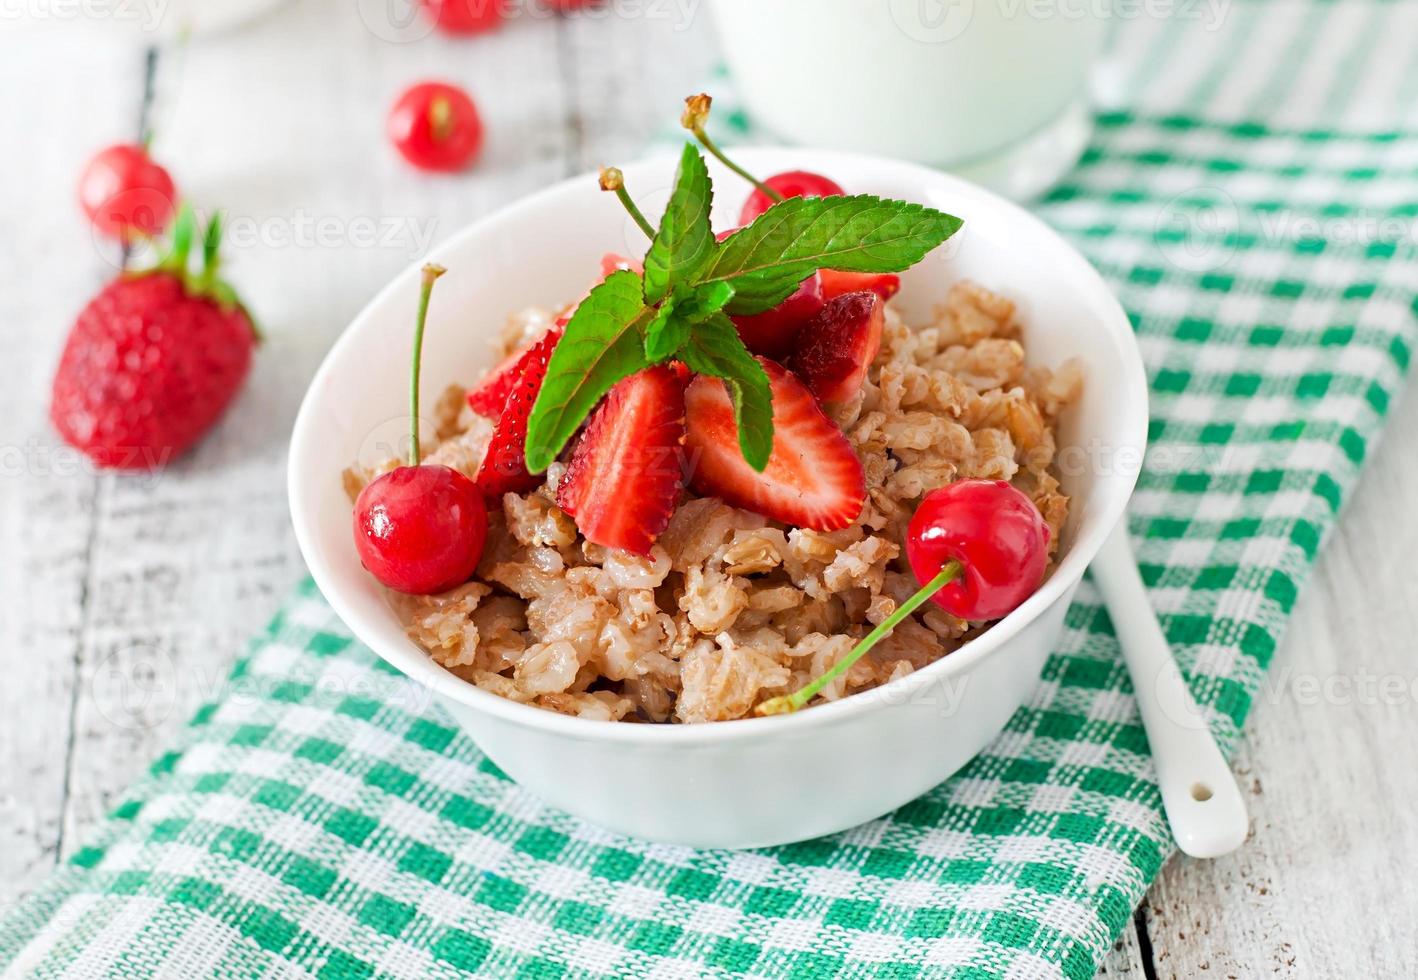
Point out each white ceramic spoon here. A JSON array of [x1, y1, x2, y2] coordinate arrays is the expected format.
[[1090, 525, 1250, 858]]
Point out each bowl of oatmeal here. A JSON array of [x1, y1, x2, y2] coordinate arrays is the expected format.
[[289, 148, 1147, 848]]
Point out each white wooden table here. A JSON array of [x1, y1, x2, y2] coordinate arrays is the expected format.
[[2, 4, 1416, 976]]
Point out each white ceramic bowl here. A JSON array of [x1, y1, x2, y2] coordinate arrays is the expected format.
[[289, 148, 1147, 850]]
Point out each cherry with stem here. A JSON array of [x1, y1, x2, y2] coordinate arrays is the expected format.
[[757, 479, 1051, 716], [352, 264, 489, 596], [680, 93, 784, 206]]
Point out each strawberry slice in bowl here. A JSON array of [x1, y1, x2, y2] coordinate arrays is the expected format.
[[556, 365, 688, 556], [819, 269, 900, 302], [476, 327, 561, 498], [466, 324, 565, 418], [710, 225, 826, 357], [729, 272, 825, 358], [474, 255, 636, 419], [787, 290, 885, 404], [683, 358, 866, 532]]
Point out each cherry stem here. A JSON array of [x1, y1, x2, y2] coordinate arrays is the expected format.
[[679, 93, 782, 203], [428, 96, 454, 144], [756, 560, 962, 716], [600, 166, 656, 239], [408, 263, 446, 467], [688, 126, 783, 205]]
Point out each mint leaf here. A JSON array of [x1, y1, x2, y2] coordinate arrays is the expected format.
[[678, 311, 773, 471], [643, 303, 691, 362], [677, 280, 735, 322], [525, 269, 652, 472], [644, 281, 735, 362], [642, 144, 715, 305], [700, 195, 962, 314]]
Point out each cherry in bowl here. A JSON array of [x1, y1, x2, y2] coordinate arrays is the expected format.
[[759, 479, 1050, 715], [353, 264, 489, 594]]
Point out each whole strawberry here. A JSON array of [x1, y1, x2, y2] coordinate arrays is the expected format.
[[50, 206, 258, 470]]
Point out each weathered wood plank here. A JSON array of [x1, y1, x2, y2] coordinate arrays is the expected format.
[[0, 34, 149, 907], [3, 0, 722, 903]]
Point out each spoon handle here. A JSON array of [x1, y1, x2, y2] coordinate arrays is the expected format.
[[1091, 525, 1249, 858]]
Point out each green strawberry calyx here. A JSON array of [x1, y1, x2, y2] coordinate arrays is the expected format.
[[142, 203, 262, 342]]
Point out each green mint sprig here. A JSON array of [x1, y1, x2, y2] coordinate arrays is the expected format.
[[524, 101, 962, 475]]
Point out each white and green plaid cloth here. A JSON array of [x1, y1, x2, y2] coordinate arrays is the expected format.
[[6, 4, 1418, 977]]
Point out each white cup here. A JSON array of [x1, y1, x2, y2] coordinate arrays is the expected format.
[[708, 0, 1106, 200]]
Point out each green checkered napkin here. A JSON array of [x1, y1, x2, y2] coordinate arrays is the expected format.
[[7, 6, 1418, 978]]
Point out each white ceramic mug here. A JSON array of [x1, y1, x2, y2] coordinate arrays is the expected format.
[[708, 0, 1106, 199]]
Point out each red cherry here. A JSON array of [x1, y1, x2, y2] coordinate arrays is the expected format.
[[419, 0, 506, 33], [740, 170, 845, 225], [354, 464, 487, 594], [78, 143, 177, 243], [758, 478, 1049, 715], [353, 264, 489, 594], [388, 82, 484, 173], [906, 479, 1049, 622]]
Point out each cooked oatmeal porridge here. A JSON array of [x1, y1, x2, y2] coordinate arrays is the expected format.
[[345, 280, 1081, 724]]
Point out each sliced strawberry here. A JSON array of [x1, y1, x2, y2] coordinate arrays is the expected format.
[[477, 328, 560, 498], [556, 365, 688, 555], [713, 226, 826, 357], [788, 291, 884, 404], [730, 272, 825, 358], [467, 325, 564, 418], [819, 269, 900, 302], [684, 359, 865, 531]]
